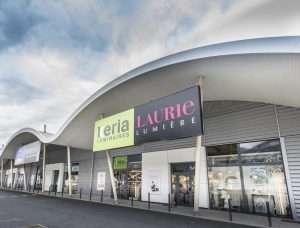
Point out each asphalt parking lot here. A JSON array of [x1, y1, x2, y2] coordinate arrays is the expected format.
[[0, 189, 255, 228]]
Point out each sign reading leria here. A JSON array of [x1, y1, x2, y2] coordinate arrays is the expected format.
[[14, 141, 41, 165], [93, 109, 134, 151]]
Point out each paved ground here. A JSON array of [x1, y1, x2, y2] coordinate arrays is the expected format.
[[0, 190, 255, 228]]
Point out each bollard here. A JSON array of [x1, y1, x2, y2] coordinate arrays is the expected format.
[[55, 187, 57, 196], [48, 185, 51, 195], [266, 201, 272, 227], [101, 190, 103, 202], [228, 199, 233, 221], [80, 188, 82, 200], [90, 189, 92, 201], [148, 193, 150, 209], [131, 195, 134, 207], [62, 186, 64, 197], [21, 185, 23, 191], [29, 185, 31, 192], [168, 193, 171, 212]]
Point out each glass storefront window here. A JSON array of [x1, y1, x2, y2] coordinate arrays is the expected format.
[[207, 139, 290, 217], [113, 155, 142, 200], [207, 144, 238, 166], [208, 166, 242, 211], [240, 140, 282, 164], [243, 165, 289, 216], [64, 162, 79, 193]]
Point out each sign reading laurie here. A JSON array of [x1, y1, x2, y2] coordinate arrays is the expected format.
[[134, 86, 203, 144], [14, 141, 41, 165]]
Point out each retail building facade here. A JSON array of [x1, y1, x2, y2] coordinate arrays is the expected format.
[[1, 37, 300, 220]]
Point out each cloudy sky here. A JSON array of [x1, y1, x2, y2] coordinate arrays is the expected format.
[[0, 0, 300, 146]]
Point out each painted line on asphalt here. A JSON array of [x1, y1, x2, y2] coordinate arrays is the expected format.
[[0, 218, 21, 223]]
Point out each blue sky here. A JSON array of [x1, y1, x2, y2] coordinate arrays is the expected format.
[[1, 0, 300, 146]]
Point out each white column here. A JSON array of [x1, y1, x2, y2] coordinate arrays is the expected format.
[[67, 145, 72, 196], [42, 143, 46, 192], [199, 146, 209, 208], [1, 159, 3, 188], [23, 164, 27, 190], [194, 76, 204, 214], [10, 159, 13, 188], [106, 150, 118, 204]]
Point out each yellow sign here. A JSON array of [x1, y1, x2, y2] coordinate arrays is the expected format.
[[93, 109, 134, 151]]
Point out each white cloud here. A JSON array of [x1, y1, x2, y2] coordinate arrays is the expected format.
[[1, 0, 300, 146]]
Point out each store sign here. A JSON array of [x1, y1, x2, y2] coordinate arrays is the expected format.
[[14, 141, 41, 165], [93, 109, 134, 151], [97, 172, 106, 191], [113, 156, 127, 169], [135, 86, 203, 144], [93, 86, 203, 152]]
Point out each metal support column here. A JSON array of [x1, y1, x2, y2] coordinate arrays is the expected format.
[[23, 164, 27, 191], [42, 143, 46, 192], [106, 150, 118, 204], [67, 145, 72, 196], [1, 159, 3, 188], [194, 76, 204, 214], [10, 159, 13, 188]]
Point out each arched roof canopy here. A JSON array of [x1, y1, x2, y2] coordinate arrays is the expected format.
[[2, 36, 300, 158]]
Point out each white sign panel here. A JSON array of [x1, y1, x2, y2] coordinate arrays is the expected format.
[[14, 141, 41, 165], [149, 170, 161, 195], [97, 172, 106, 191]]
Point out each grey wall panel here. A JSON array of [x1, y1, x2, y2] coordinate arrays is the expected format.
[[277, 106, 300, 137], [46, 149, 66, 164], [91, 157, 112, 197], [79, 149, 93, 160], [77, 158, 93, 193], [144, 137, 196, 152], [77, 150, 112, 197], [203, 105, 279, 146], [283, 136, 300, 219], [111, 144, 144, 157], [203, 101, 264, 118]]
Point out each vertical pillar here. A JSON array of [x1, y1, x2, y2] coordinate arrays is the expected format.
[[67, 145, 72, 196], [10, 159, 13, 188], [42, 143, 46, 192], [23, 164, 27, 190], [194, 76, 204, 214], [106, 150, 118, 204], [89, 151, 94, 195], [1, 159, 3, 188]]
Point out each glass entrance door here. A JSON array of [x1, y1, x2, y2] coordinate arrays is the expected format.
[[171, 162, 195, 206], [172, 173, 195, 206]]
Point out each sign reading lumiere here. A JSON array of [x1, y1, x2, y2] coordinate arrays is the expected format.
[[93, 86, 203, 152]]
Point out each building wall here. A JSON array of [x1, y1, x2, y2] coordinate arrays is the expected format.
[[28, 101, 299, 219]]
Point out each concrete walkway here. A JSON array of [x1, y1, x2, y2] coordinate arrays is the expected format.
[[3, 188, 300, 228]]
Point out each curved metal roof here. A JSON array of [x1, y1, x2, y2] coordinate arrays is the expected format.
[[2, 36, 300, 159]]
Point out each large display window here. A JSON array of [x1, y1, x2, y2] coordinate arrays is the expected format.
[[64, 162, 79, 193], [207, 139, 290, 217], [113, 154, 141, 200]]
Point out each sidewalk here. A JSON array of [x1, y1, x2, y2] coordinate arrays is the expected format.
[[3, 188, 300, 228]]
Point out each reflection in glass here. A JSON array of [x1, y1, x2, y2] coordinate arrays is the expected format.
[[207, 144, 238, 166], [207, 139, 290, 217], [208, 166, 242, 211], [240, 140, 282, 164], [243, 165, 289, 216]]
